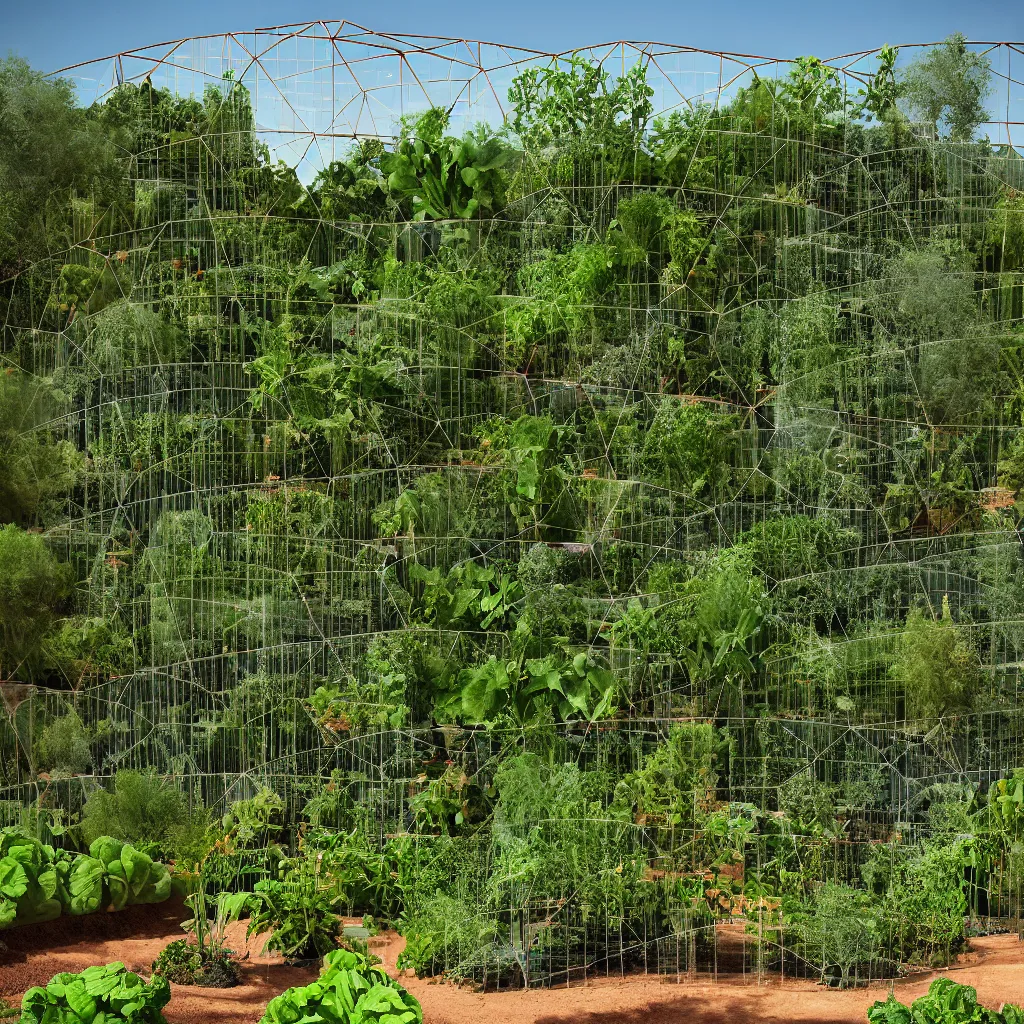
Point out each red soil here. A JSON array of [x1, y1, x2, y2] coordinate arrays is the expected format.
[[0, 903, 1020, 1024]]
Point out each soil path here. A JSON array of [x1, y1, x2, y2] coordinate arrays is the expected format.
[[0, 903, 1020, 1023]]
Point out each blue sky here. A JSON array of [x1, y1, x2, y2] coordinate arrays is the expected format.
[[2, 0, 1022, 75]]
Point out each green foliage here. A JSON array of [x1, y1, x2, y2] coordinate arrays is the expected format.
[[151, 938, 239, 988], [866, 839, 969, 966], [0, 371, 82, 528], [645, 555, 765, 690], [504, 246, 617, 365], [458, 646, 616, 725], [983, 187, 1024, 273], [0, 525, 72, 680], [80, 771, 198, 859], [85, 837, 171, 911], [57, 851, 105, 917], [739, 514, 854, 586], [223, 788, 285, 849], [610, 192, 675, 264], [86, 301, 187, 372], [397, 891, 497, 980], [778, 773, 837, 833], [408, 764, 486, 835], [303, 829, 403, 919], [771, 291, 842, 408], [612, 724, 723, 828], [998, 430, 1024, 491], [309, 674, 409, 735], [642, 399, 735, 497], [409, 561, 522, 630], [34, 712, 92, 778], [482, 415, 558, 517], [20, 963, 170, 1024], [247, 870, 340, 962], [43, 617, 135, 687], [259, 949, 422, 1024], [509, 54, 653, 146], [868, 978, 1024, 1024], [899, 33, 992, 140], [0, 58, 116, 273], [871, 243, 997, 424], [893, 597, 981, 724], [0, 828, 61, 928], [380, 108, 512, 220], [178, 884, 251, 969], [980, 770, 1024, 839], [792, 883, 880, 987], [484, 752, 642, 950], [859, 45, 900, 123]]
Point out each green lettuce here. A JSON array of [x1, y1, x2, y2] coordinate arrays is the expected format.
[[260, 949, 422, 1024], [21, 962, 171, 1024]]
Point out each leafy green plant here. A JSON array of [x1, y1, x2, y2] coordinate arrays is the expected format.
[[868, 977, 1024, 1023], [409, 561, 522, 631], [308, 674, 409, 736], [457, 645, 616, 725], [380, 107, 511, 220], [792, 883, 881, 988], [222, 788, 285, 849], [301, 828, 405, 921], [247, 869, 340, 963], [899, 33, 992, 140], [857, 45, 900, 123], [509, 54, 653, 147], [980, 771, 1024, 839], [479, 415, 560, 531], [86, 838, 171, 911], [151, 937, 239, 988], [0, 828, 60, 927], [301, 771, 357, 830], [0, 524, 72, 682], [260, 949, 421, 1024], [33, 711, 92, 778], [0, 370, 83, 530], [397, 891, 498, 980], [408, 763, 491, 835], [80, 770, 199, 858], [20, 963, 171, 1024], [641, 399, 735, 498], [86, 300, 186, 373], [0, 829, 168, 928], [893, 597, 981, 724], [870, 839, 969, 967], [0, 56, 115, 273], [503, 248, 618, 367], [612, 723, 724, 829], [55, 851, 105, 917]]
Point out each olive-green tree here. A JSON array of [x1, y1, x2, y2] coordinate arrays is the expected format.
[[899, 33, 992, 141], [0, 524, 72, 681]]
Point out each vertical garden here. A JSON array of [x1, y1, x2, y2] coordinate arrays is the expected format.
[[1, 27, 1023, 990]]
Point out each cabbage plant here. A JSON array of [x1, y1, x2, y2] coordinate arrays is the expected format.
[[259, 949, 421, 1024], [20, 962, 171, 1024]]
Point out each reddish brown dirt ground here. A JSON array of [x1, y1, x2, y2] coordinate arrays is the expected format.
[[0, 902, 1020, 1024]]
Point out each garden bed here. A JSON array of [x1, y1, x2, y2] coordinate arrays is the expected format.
[[0, 902, 1020, 1023]]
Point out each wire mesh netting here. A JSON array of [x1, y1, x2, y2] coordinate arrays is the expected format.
[[2, 24, 1024, 988]]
